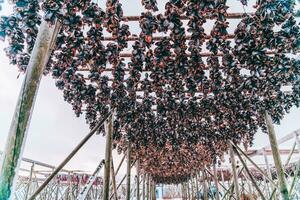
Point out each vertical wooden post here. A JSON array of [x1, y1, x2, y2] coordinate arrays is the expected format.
[[195, 174, 199, 198], [110, 157, 118, 200], [25, 163, 35, 200], [187, 181, 190, 200], [243, 160, 254, 198], [229, 144, 240, 200], [0, 20, 60, 199], [288, 132, 300, 195], [151, 180, 156, 200], [103, 114, 113, 200], [220, 170, 226, 194], [190, 178, 194, 200], [142, 174, 145, 200], [265, 112, 289, 200], [68, 172, 72, 200], [146, 174, 150, 200], [202, 172, 208, 200], [126, 142, 131, 200], [262, 149, 272, 199], [136, 160, 140, 200], [213, 165, 221, 200]]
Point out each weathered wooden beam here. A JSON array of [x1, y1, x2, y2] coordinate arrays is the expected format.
[[24, 163, 34, 200], [232, 142, 278, 188], [121, 13, 248, 21], [288, 133, 300, 195], [233, 146, 266, 200], [213, 164, 221, 200], [202, 171, 208, 200], [78, 160, 105, 200], [126, 142, 132, 200], [146, 174, 150, 200], [28, 111, 110, 200], [110, 157, 118, 200], [142, 174, 145, 200], [0, 20, 61, 200], [136, 159, 140, 200], [229, 144, 240, 200], [103, 114, 114, 200], [265, 112, 289, 200]]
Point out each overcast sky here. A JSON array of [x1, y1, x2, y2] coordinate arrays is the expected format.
[[1, 0, 300, 179]]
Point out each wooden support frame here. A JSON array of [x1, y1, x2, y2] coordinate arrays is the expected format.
[[110, 157, 118, 200], [28, 112, 111, 200], [103, 113, 114, 200], [126, 142, 132, 200], [265, 112, 289, 200], [202, 171, 208, 200], [233, 146, 266, 200], [142, 174, 145, 200], [229, 144, 240, 200], [136, 159, 140, 200], [288, 133, 300, 196], [232, 142, 278, 188], [0, 20, 61, 200], [213, 164, 221, 200], [24, 163, 34, 200]]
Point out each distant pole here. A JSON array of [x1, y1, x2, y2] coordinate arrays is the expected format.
[[186, 181, 191, 199], [103, 114, 114, 200], [151, 180, 156, 200], [126, 142, 131, 200], [202, 172, 208, 200], [233, 146, 266, 200], [25, 163, 35, 200], [264, 112, 289, 200], [213, 165, 220, 200], [0, 20, 61, 200], [146, 174, 150, 200], [142, 174, 145, 200], [262, 148, 273, 199], [195, 174, 199, 198], [229, 144, 240, 200], [110, 157, 118, 200], [136, 159, 140, 200], [190, 178, 194, 200]]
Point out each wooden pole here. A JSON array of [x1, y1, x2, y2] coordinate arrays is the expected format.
[[232, 142, 277, 187], [146, 174, 150, 200], [78, 160, 105, 200], [229, 144, 240, 200], [190, 178, 194, 200], [136, 160, 140, 200], [126, 142, 131, 200], [25, 163, 34, 200], [202, 172, 208, 200], [151, 180, 156, 200], [233, 146, 266, 200], [289, 132, 300, 195], [0, 20, 61, 200], [264, 112, 289, 200], [115, 154, 126, 176], [109, 159, 136, 200], [213, 165, 221, 200], [220, 170, 225, 193], [103, 114, 114, 200], [142, 174, 145, 200], [29, 113, 111, 200], [187, 181, 191, 200], [110, 157, 118, 200], [262, 148, 273, 199], [195, 174, 199, 199]]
